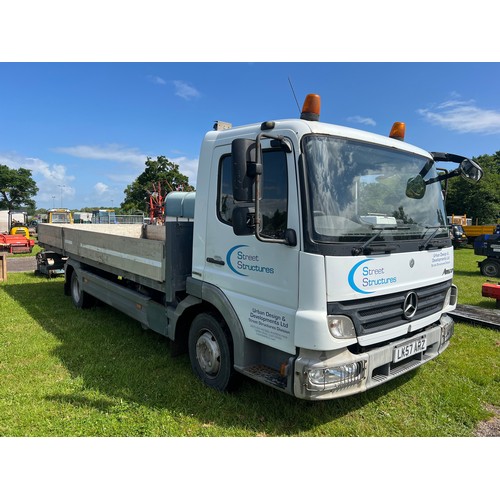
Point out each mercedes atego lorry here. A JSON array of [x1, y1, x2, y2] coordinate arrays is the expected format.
[[37, 94, 483, 400]]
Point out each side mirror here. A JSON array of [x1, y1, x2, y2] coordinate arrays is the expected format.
[[406, 175, 426, 199], [284, 228, 297, 247], [459, 158, 483, 183], [231, 138, 257, 202]]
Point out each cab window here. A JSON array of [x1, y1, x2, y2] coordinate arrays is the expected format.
[[218, 149, 288, 238]]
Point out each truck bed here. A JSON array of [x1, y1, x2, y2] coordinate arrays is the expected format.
[[38, 223, 166, 283], [463, 225, 496, 238]]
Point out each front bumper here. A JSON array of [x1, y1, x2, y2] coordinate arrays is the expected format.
[[293, 314, 454, 401]]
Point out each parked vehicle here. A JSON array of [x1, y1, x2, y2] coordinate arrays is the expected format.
[[37, 94, 484, 400], [447, 214, 498, 243], [0, 233, 35, 253], [0, 210, 35, 254], [35, 250, 67, 278], [8, 211, 30, 238], [28, 219, 39, 236], [463, 224, 497, 242], [47, 208, 73, 224], [74, 212, 92, 224], [92, 209, 116, 224], [450, 224, 468, 248], [474, 234, 500, 277]]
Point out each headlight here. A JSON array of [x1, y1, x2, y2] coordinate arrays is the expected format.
[[307, 362, 365, 391], [327, 315, 356, 339]]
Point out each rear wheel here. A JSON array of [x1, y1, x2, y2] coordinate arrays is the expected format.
[[70, 271, 95, 309], [188, 312, 235, 391], [480, 259, 500, 277]]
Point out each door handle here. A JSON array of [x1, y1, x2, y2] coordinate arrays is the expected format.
[[206, 257, 225, 266]]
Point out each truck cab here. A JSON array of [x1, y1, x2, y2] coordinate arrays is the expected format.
[[48, 208, 73, 224], [187, 94, 483, 399]]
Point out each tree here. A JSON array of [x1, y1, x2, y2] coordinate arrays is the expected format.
[[121, 156, 194, 213], [445, 152, 500, 224], [0, 164, 39, 212], [392, 206, 416, 225]]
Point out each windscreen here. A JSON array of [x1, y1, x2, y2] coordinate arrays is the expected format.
[[303, 135, 449, 246]]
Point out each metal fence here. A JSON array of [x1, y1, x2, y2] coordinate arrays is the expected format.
[[115, 215, 145, 224]]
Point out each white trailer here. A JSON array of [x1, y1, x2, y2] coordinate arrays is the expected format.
[[0, 210, 9, 233]]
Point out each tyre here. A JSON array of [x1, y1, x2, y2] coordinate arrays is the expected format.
[[188, 312, 236, 391], [70, 271, 95, 309], [480, 259, 500, 278]]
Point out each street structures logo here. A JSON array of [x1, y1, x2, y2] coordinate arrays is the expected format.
[[348, 258, 397, 294], [226, 245, 275, 277]]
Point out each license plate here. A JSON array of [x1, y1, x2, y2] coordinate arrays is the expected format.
[[393, 335, 427, 363]]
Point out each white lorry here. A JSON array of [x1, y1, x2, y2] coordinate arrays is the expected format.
[[37, 94, 483, 400]]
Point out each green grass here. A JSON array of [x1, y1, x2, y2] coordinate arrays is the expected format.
[[453, 246, 499, 308], [0, 250, 498, 437]]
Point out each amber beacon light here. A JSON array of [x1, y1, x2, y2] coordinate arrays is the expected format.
[[300, 94, 321, 121], [389, 121, 406, 141]]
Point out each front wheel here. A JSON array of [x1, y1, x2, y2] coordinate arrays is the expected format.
[[188, 312, 236, 392], [480, 258, 500, 278]]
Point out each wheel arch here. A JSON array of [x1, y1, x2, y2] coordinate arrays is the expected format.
[[64, 261, 78, 296], [171, 280, 249, 367]]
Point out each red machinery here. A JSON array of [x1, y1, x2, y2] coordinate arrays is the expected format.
[[0, 233, 35, 254], [148, 181, 167, 224], [482, 282, 500, 309], [0, 209, 35, 254]]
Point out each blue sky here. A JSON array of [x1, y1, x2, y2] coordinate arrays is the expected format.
[[1, 62, 499, 210], [1, 4, 499, 212]]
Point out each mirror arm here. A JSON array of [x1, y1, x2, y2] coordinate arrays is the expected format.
[[428, 152, 483, 184], [425, 170, 459, 185], [431, 152, 467, 164]]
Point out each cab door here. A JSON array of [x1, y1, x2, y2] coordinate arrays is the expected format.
[[202, 138, 300, 355]]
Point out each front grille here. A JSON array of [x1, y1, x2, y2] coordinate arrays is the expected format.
[[328, 280, 451, 336]]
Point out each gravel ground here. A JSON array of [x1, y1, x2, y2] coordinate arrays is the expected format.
[[6, 256, 37, 273], [474, 405, 500, 437]]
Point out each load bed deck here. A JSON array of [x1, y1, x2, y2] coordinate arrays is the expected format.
[[38, 223, 166, 283]]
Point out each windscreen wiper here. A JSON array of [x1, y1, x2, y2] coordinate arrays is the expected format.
[[351, 226, 398, 256], [419, 226, 448, 251]]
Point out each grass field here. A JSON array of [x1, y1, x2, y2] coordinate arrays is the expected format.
[[452, 246, 499, 308], [4, 243, 43, 257], [0, 248, 498, 438]]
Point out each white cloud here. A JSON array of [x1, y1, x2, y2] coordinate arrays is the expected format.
[[55, 144, 198, 185], [0, 148, 199, 209], [147, 75, 166, 85], [347, 115, 376, 127], [173, 80, 200, 100], [172, 156, 199, 187], [55, 144, 147, 167], [94, 182, 109, 195], [0, 153, 75, 205], [418, 98, 500, 134]]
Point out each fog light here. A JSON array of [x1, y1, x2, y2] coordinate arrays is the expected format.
[[307, 361, 365, 391], [327, 315, 355, 339]]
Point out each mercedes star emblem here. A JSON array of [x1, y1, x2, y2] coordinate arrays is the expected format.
[[403, 291, 418, 319]]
